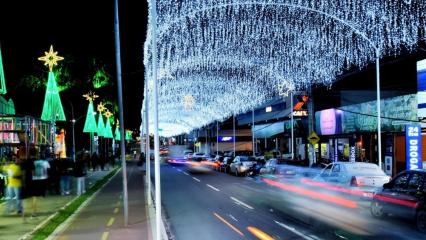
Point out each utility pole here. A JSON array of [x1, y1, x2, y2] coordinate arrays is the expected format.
[[114, 0, 129, 227]]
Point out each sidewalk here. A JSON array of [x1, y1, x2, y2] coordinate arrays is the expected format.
[[53, 161, 150, 240], [0, 169, 113, 240]]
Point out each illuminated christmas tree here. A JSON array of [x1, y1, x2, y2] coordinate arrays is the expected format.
[[114, 126, 120, 141], [103, 110, 113, 139], [41, 72, 66, 121], [0, 46, 7, 95], [96, 102, 106, 136], [38, 45, 66, 121], [82, 92, 98, 133]]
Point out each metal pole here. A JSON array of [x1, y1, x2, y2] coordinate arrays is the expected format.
[[145, 80, 152, 206], [376, 49, 382, 169], [233, 115, 236, 157], [216, 121, 219, 155], [149, 0, 162, 239], [114, 0, 129, 227], [252, 109, 255, 157], [70, 103, 76, 162], [291, 92, 294, 160]]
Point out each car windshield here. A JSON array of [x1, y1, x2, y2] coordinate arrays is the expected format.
[[344, 163, 386, 176]]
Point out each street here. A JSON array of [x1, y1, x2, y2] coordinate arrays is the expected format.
[[155, 146, 426, 240]]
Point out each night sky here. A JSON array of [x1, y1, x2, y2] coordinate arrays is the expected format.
[[0, 0, 147, 133]]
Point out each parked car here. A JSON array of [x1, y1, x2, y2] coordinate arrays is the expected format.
[[229, 156, 257, 176], [183, 150, 193, 160], [160, 147, 169, 156], [219, 157, 233, 173], [370, 169, 426, 233], [192, 152, 205, 161], [315, 162, 391, 198], [260, 158, 280, 175]]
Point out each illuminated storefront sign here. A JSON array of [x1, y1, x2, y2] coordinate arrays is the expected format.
[[405, 124, 422, 170], [219, 136, 234, 142]]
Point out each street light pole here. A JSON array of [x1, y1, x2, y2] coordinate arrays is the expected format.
[[114, 0, 129, 227], [233, 115, 236, 157], [149, 0, 162, 239], [290, 92, 294, 160], [376, 49, 382, 169], [252, 108, 255, 157]]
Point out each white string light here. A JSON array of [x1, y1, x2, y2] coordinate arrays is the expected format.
[[144, 0, 426, 136]]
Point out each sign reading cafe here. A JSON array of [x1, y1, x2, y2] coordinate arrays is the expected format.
[[406, 125, 423, 170]]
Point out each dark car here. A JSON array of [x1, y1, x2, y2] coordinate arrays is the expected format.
[[370, 169, 426, 233], [219, 157, 233, 173]]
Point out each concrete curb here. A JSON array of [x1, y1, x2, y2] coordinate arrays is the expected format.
[[19, 168, 121, 240], [147, 178, 173, 240]]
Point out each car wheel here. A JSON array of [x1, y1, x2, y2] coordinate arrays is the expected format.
[[417, 210, 426, 233], [370, 201, 384, 218]]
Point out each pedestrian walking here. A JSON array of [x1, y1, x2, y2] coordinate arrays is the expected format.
[[59, 157, 72, 195], [73, 157, 87, 196], [30, 149, 50, 217], [3, 155, 23, 215]]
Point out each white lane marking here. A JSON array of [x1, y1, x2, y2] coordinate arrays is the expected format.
[[177, 169, 182, 172], [228, 214, 238, 222], [206, 184, 220, 192], [230, 197, 254, 210], [274, 220, 316, 240], [172, 166, 176, 169], [192, 177, 201, 182], [183, 172, 190, 176]]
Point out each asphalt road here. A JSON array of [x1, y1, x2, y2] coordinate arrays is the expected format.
[[155, 145, 426, 240]]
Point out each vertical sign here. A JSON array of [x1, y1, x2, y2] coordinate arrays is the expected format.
[[406, 125, 422, 170], [384, 134, 393, 175], [349, 136, 356, 163]]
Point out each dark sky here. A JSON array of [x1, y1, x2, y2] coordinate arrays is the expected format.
[[0, 0, 147, 131]]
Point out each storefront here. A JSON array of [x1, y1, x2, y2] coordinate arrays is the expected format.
[[314, 94, 418, 174]]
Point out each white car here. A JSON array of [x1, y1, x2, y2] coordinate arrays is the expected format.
[[314, 162, 391, 198], [229, 156, 257, 176]]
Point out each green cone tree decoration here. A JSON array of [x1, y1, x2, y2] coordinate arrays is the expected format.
[[97, 113, 105, 136], [41, 71, 66, 121], [114, 127, 120, 141], [0, 46, 7, 95], [83, 102, 97, 133], [104, 117, 113, 139]]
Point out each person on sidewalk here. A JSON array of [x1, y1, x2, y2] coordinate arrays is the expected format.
[[3, 155, 23, 215], [73, 156, 87, 196], [59, 157, 72, 195], [31, 150, 50, 217]]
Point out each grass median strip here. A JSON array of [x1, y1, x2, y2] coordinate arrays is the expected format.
[[31, 167, 120, 240]]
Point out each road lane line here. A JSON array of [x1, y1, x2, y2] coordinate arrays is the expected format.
[[183, 172, 190, 176], [177, 169, 182, 172], [274, 220, 315, 240], [113, 207, 119, 214], [192, 177, 201, 182], [230, 196, 254, 210], [107, 217, 115, 227], [228, 214, 238, 222], [247, 226, 275, 240], [207, 184, 220, 192], [213, 212, 244, 236], [101, 231, 109, 240]]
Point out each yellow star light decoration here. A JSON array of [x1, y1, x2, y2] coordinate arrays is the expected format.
[[103, 109, 113, 118], [278, 81, 295, 97], [182, 95, 195, 111], [83, 91, 99, 102], [38, 45, 64, 71], [97, 102, 106, 113]]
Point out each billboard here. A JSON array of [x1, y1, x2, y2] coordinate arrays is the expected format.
[[315, 109, 343, 135]]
